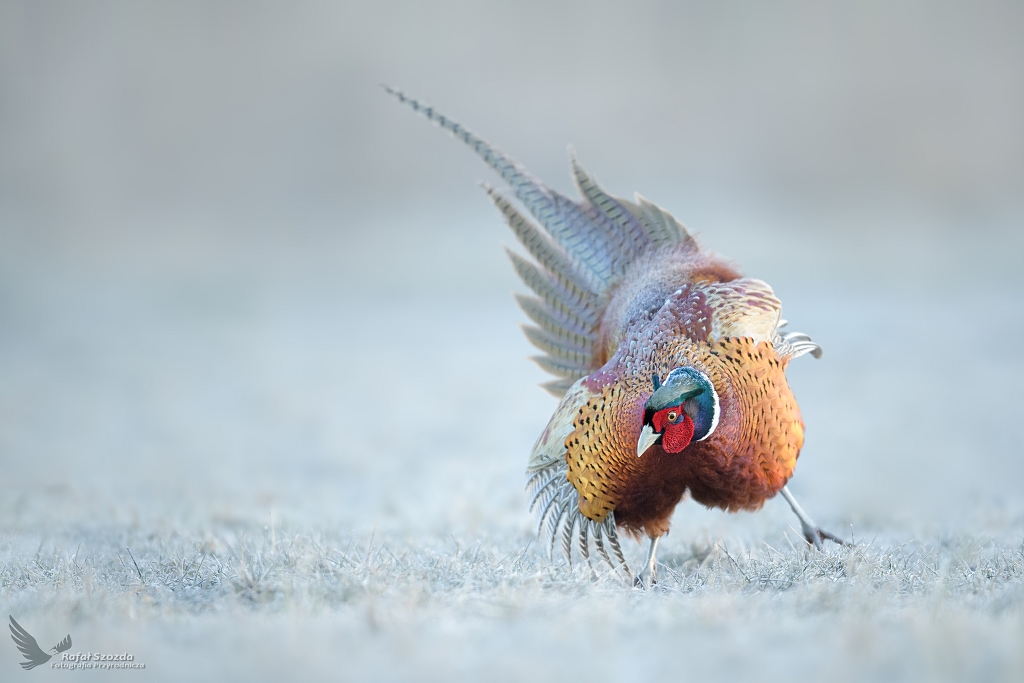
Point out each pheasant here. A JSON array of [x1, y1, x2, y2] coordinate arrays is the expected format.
[[387, 88, 844, 585]]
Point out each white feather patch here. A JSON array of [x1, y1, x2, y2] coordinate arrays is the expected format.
[[696, 369, 720, 441]]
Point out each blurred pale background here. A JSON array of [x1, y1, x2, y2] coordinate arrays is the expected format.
[[1, 0, 1023, 541]]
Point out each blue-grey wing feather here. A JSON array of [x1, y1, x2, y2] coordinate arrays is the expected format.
[[385, 87, 698, 395]]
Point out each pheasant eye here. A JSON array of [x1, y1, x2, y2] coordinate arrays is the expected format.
[[667, 411, 678, 422]]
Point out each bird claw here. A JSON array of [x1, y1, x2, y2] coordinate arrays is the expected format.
[[800, 522, 847, 549], [633, 572, 657, 589], [780, 486, 847, 551], [633, 536, 661, 588], [633, 564, 658, 589]]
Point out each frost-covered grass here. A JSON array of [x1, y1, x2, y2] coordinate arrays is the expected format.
[[3, 521, 1024, 682], [6, 525, 1024, 615]]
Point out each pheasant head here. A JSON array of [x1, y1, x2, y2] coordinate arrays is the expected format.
[[637, 368, 720, 457]]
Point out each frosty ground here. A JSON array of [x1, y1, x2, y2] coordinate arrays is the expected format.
[[3, 515, 1024, 682]]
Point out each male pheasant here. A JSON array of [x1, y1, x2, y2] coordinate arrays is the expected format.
[[388, 88, 844, 585]]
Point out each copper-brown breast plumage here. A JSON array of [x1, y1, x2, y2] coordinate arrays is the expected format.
[[564, 335, 708, 523], [685, 336, 803, 511], [565, 333, 803, 528]]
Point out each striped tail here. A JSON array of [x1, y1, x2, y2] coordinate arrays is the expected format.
[[386, 87, 697, 396]]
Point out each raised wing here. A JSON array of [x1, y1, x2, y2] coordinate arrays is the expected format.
[[673, 278, 821, 361], [386, 88, 698, 396], [9, 616, 52, 670], [700, 279, 781, 344]]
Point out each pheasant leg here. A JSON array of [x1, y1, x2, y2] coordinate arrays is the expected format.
[[779, 485, 847, 549], [633, 536, 660, 588]]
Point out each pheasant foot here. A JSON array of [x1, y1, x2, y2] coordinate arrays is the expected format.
[[633, 536, 660, 588], [780, 485, 847, 550]]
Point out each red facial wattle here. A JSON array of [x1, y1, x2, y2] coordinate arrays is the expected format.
[[651, 407, 695, 453]]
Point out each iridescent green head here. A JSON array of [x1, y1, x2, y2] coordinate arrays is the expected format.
[[637, 367, 720, 456]]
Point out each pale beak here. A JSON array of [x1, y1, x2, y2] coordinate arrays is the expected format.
[[637, 424, 661, 457]]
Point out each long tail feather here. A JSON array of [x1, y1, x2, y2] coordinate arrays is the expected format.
[[385, 86, 618, 284], [386, 86, 700, 395]]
